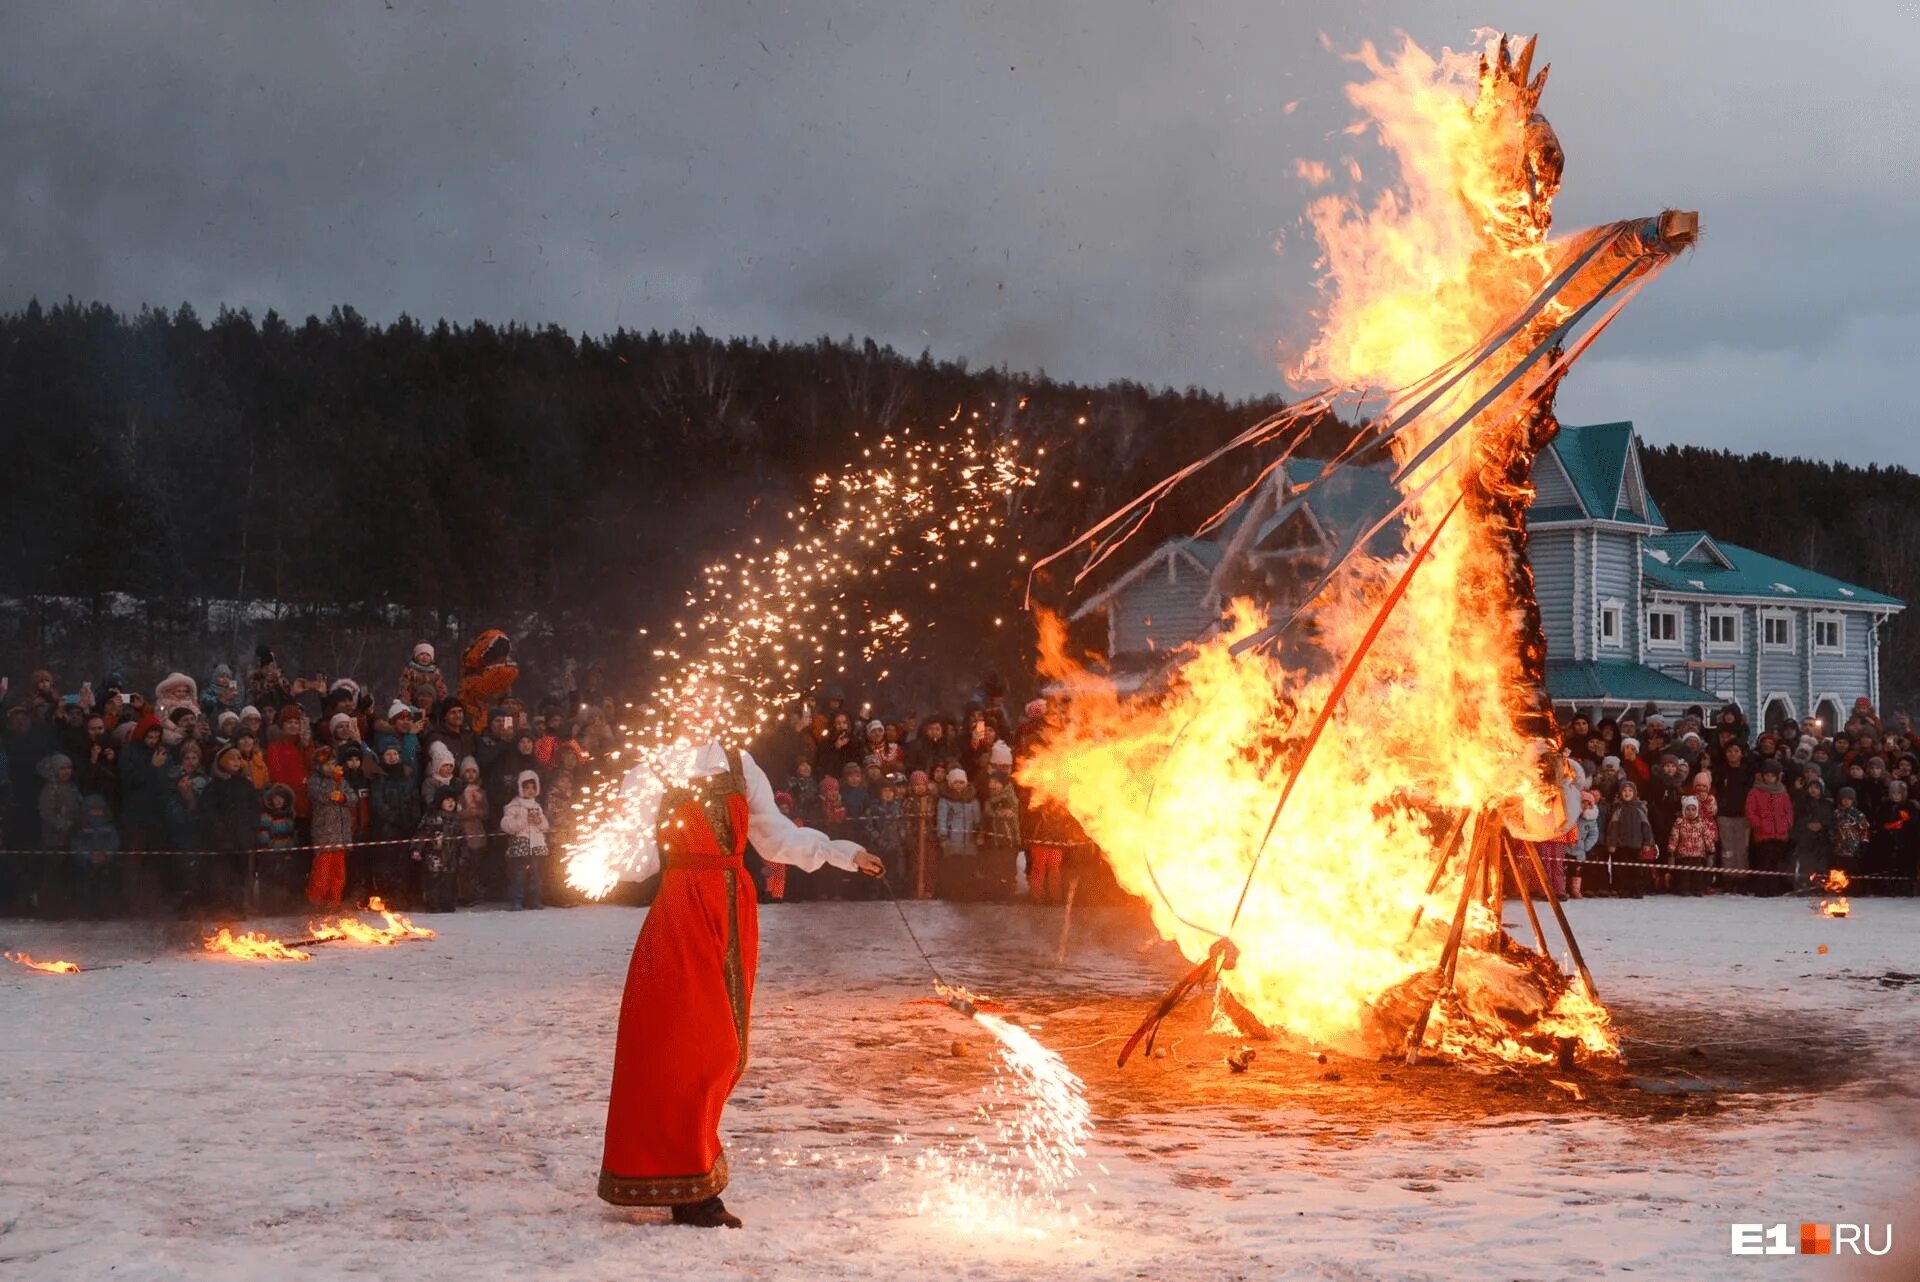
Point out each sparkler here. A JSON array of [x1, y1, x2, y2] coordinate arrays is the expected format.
[[5, 951, 81, 975], [565, 421, 1036, 897]]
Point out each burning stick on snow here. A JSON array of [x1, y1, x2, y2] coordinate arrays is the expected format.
[[201, 927, 312, 962], [5, 951, 82, 975]]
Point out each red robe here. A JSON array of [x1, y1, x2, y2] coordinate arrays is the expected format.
[[598, 764, 757, 1206]]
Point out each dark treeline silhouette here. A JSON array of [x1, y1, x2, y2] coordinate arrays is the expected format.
[[1640, 443, 1920, 707], [0, 298, 1342, 698]]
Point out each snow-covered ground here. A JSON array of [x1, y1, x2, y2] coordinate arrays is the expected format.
[[3, 896, 1916, 1281]]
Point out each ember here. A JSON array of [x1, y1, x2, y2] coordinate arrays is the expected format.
[[5, 951, 81, 975], [201, 927, 312, 962], [1027, 33, 1696, 1068]]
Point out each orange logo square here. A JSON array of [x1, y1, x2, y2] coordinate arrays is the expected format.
[[1800, 1223, 1832, 1255]]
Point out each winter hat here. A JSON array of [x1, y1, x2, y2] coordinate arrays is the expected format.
[[1868, 756, 1888, 772], [1681, 794, 1700, 813], [329, 678, 359, 700], [168, 705, 197, 726], [1620, 738, 1640, 755], [36, 753, 72, 779], [1601, 755, 1621, 772], [459, 755, 480, 776], [433, 784, 459, 808], [388, 700, 415, 722], [212, 663, 234, 683], [328, 713, 355, 740], [946, 767, 968, 786], [1759, 759, 1783, 777], [217, 710, 240, 733], [989, 741, 1014, 768], [773, 790, 794, 810], [240, 705, 261, 723], [866, 720, 886, 736], [414, 642, 435, 664], [909, 769, 930, 786], [428, 740, 456, 772], [277, 704, 305, 727], [1692, 771, 1713, 790], [215, 744, 243, 771], [1839, 786, 1858, 802]]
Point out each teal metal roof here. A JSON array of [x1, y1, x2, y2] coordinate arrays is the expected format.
[[1174, 536, 1224, 569], [1545, 659, 1707, 705], [1544, 422, 1666, 528], [1643, 531, 1902, 608]]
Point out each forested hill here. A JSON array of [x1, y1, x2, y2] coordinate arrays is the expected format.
[[0, 299, 1336, 686], [1639, 443, 1920, 704], [0, 298, 1910, 708]]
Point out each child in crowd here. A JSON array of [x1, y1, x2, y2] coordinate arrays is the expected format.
[[936, 767, 981, 900], [369, 743, 422, 906], [1832, 787, 1870, 871], [38, 754, 82, 852], [412, 786, 464, 913], [1601, 779, 1655, 898], [306, 747, 353, 908], [499, 770, 548, 910], [867, 776, 906, 886], [257, 783, 300, 913], [785, 759, 820, 826], [69, 793, 121, 918], [457, 756, 489, 902], [902, 770, 939, 900], [1667, 794, 1716, 897], [979, 772, 1021, 901]]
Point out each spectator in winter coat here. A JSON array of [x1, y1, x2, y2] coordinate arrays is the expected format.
[[1645, 754, 1686, 859], [306, 748, 354, 908], [69, 793, 121, 917], [118, 718, 172, 852], [76, 713, 119, 807], [424, 698, 477, 768], [936, 769, 982, 900], [902, 770, 939, 899], [369, 744, 423, 904], [231, 730, 271, 792], [4, 703, 57, 845], [1743, 759, 1794, 896], [201, 664, 243, 720], [499, 770, 548, 910], [1790, 776, 1835, 885], [456, 757, 488, 903], [397, 643, 449, 714], [866, 777, 906, 884], [37, 754, 82, 853], [201, 745, 261, 854], [1872, 778, 1916, 891], [1619, 739, 1651, 789], [266, 705, 314, 820], [837, 763, 870, 824], [1714, 741, 1756, 889], [256, 783, 300, 913], [247, 646, 291, 711], [1566, 790, 1601, 898], [979, 773, 1021, 901], [904, 719, 949, 774], [154, 672, 199, 722], [1601, 780, 1656, 898], [1667, 794, 1716, 896], [422, 741, 458, 806], [1831, 787, 1870, 871], [412, 786, 463, 913]]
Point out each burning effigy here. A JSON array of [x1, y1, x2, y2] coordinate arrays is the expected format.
[[1026, 34, 1697, 1069]]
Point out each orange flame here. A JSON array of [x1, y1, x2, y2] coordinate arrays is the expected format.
[[306, 898, 437, 946], [201, 927, 312, 962], [1817, 868, 1850, 917], [1027, 33, 1624, 1065], [5, 951, 81, 974]]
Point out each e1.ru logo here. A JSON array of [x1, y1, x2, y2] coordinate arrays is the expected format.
[[1731, 1223, 1893, 1256]]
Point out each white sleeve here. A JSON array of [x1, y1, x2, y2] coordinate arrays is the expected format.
[[741, 750, 863, 872]]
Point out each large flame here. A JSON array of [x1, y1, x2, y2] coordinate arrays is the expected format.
[[201, 927, 312, 963], [305, 897, 437, 947], [1026, 33, 1636, 1064], [6, 951, 81, 975]]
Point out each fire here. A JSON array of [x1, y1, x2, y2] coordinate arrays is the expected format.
[[1027, 34, 1690, 1066], [6, 951, 81, 975], [1817, 869, 1850, 918], [201, 927, 312, 962]]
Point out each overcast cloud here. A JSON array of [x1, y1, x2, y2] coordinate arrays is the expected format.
[[3, 1, 1916, 466]]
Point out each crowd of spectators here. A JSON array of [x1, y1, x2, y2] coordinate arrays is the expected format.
[[0, 646, 622, 919], [1539, 697, 1919, 898]]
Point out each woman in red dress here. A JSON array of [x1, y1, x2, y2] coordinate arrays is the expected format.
[[598, 738, 881, 1228]]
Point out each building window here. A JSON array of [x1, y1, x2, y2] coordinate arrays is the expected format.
[[1599, 601, 1622, 648], [1647, 608, 1681, 649], [1706, 608, 1741, 652], [1761, 611, 1794, 653], [1813, 612, 1846, 655]]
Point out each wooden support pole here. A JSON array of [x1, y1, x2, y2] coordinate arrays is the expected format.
[[1404, 812, 1492, 1065], [1406, 809, 1473, 943], [1518, 837, 1600, 1001], [1502, 836, 1551, 961]]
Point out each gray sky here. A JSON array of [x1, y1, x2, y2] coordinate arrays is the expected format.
[[4, 2, 1916, 467]]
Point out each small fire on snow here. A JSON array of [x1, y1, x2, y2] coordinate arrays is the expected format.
[[5, 951, 81, 974], [1817, 869, 1851, 918], [201, 927, 312, 962], [306, 897, 437, 946]]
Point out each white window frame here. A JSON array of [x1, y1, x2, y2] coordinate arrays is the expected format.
[[1705, 607, 1742, 653], [1646, 606, 1683, 650], [1598, 597, 1624, 649], [1760, 609, 1794, 654], [1812, 611, 1846, 656]]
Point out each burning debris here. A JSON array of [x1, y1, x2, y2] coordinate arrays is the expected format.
[[201, 927, 313, 962], [5, 951, 82, 975], [1027, 33, 1697, 1070], [1817, 869, 1851, 918], [302, 897, 437, 947]]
